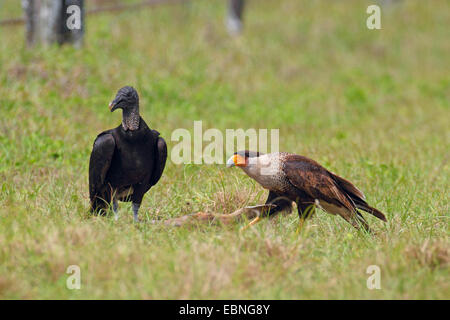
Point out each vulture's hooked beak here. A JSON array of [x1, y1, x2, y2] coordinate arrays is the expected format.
[[226, 154, 247, 168], [109, 100, 119, 112]]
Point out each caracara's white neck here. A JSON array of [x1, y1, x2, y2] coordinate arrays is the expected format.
[[241, 153, 283, 190]]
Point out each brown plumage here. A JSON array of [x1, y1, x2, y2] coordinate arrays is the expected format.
[[226, 151, 386, 231]]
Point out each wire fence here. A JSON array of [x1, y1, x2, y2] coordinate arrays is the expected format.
[[0, 0, 190, 27]]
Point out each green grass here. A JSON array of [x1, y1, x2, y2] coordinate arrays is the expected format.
[[0, 0, 448, 299]]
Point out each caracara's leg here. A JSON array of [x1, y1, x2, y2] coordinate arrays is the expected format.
[[339, 211, 370, 232], [297, 202, 316, 220], [265, 191, 293, 217], [296, 202, 315, 234], [356, 212, 370, 231], [354, 212, 371, 232], [240, 191, 293, 231]]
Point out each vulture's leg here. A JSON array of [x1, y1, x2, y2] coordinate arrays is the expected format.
[[131, 185, 149, 223], [132, 203, 140, 222], [113, 198, 119, 221], [240, 191, 292, 232]]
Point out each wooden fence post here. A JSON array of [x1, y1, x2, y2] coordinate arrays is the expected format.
[[226, 0, 245, 35], [22, 0, 84, 47]]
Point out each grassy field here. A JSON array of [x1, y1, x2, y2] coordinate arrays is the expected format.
[[0, 0, 448, 299]]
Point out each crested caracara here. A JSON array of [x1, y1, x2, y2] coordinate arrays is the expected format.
[[89, 86, 167, 221], [226, 151, 386, 231]]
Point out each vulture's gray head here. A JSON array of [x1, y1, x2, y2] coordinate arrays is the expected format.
[[109, 86, 139, 112]]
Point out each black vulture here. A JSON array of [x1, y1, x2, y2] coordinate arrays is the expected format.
[[226, 151, 386, 231], [89, 86, 167, 222]]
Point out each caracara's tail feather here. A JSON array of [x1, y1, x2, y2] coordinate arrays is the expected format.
[[356, 203, 387, 222], [330, 171, 387, 222]]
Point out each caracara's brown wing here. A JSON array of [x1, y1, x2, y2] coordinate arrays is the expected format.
[[329, 171, 365, 201], [329, 170, 387, 222], [282, 154, 387, 230], [282, 154, 356, 214]]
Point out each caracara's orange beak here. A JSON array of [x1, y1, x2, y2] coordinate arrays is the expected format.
[[108, 101, 114, 111], [226, 154, 247, 167]]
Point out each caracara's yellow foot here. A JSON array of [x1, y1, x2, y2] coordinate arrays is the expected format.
[[240, 216, 261, 232]]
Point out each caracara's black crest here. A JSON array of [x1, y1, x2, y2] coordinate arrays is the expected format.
[[234, 150, 264, 158]]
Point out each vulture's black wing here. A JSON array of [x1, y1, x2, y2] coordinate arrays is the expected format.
[[149, 131, 167, 186], [89, 132, 116, 211]]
